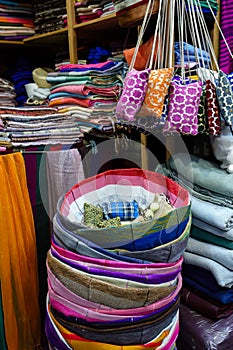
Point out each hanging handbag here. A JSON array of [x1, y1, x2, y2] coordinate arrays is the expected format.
[[163, 78, 203, 135], [142, 0, 175, 119], [116, 0, 157, 122], [216, 70, 233, 126]]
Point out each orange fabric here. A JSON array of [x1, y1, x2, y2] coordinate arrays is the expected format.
[[143, 68, 174, 117], [123, 35, 159, 71], [0, 152, 41, 350]]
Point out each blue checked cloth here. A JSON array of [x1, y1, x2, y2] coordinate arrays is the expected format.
[[100, 200, 140, 221]]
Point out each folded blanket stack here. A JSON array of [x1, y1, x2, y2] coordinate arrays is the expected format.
[[46, 59, 125, 134], [157, 153, 233, 348], [0, 106, 84, 147], [63, 0, 115, 25], [33, 0, 66, 34], [0, 0, 34, 40]]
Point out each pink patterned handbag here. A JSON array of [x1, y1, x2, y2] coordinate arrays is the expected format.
[[163, 79, 203, 135]]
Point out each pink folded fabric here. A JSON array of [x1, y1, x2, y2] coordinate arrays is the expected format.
[[59, 61, 113, 71], [50, 84, 120, 97]]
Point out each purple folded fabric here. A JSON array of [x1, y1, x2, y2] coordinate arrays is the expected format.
[[50, 247, 182, 284]]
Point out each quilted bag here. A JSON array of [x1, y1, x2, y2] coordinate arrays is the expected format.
[[216, 70, 233, 126], [143, 67, 174, 117], [163, 79, 203, 135]]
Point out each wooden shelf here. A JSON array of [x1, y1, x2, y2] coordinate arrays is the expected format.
[[23, 28, 68, 47], [74, 13, 118, 31], [0, 40, 24, 46]]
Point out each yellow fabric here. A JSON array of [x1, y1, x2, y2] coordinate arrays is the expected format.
[[0, 152, 41, 350], [143, 68, 174, 117], [50, 309, 170, 350]]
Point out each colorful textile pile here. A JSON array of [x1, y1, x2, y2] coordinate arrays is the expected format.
[[45, 168, 192, 349], [0, 106, 84, 147], [63, 0, 115, 25], [0, 0, 34, 40], [33, 0, 66, 34], [157, 153, 233, 348], [46, 60, 124, 132]]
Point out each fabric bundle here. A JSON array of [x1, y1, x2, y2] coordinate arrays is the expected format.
[[0, 106, 84, 147], [157, 153, 233, 347], [45, 168, 191, 349], [33, 0, 66, 34], [46, 59, 125, 133], [68, 0, 115, 25], [0, 0, 34, 40]]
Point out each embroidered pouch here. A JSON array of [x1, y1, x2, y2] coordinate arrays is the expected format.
[[163, 79, 203, 135], [100, 200, 140, 221], [143, 67, 174, 117], [206, 79, 221, 136], [116, 68, 150, 122], [216, 70, 233, 126]]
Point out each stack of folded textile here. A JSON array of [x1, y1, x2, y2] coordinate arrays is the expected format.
[[33, 0, 66, 34], [45, 168, 192, 349], [0, 106, 84, 147], [46, 60, 124, 133], [0, 77, 17, 107], [157, 153, 233, 349], [66, 0, 114, 25], [185, 0, 218, 30], [0, 0, 34, 40]]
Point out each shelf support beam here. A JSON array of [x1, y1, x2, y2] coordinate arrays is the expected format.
[[66, 0, 78, 63]]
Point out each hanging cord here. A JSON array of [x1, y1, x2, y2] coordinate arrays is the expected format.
[[148, 0, 163, 70], [186, 0, 207, 80], [168, 0, 175, 68], [129, 0, 155, 71], [205, 0, 233, 60]]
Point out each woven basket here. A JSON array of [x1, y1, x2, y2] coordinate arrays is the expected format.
[[32, 67, 54, 88]]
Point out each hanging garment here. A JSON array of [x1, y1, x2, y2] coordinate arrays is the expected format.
[[45, 149, 85, 222], [0, 152, 41, 350]]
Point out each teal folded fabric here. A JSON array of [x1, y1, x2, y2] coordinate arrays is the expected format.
[[190, 225, 233, 250]]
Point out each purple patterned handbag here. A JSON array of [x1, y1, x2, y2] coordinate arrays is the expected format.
[[115, 68, 151, 121], [163, 79, 203, 135]]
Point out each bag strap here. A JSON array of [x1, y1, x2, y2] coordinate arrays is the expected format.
[[129, 0, 155, 71]]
